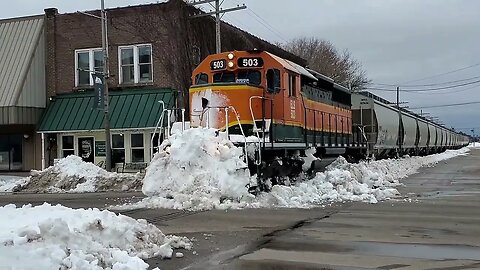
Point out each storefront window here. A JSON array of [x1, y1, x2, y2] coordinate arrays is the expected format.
[[62, 136, 75, 157], [131, 134, 144, 162], [0, 135, 23, 171], [112, 134, 125, 164]]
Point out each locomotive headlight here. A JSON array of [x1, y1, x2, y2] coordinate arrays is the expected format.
[[228, 61, 234, 68], [227, 53, 234, 60]]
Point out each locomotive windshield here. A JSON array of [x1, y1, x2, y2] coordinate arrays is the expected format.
[[213, 72, 235, 83], [211, 70, 261, 85], [237, 70, 261, 85]]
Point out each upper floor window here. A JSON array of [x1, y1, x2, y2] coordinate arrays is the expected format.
[[75, 48, 103, 87], [119, 44, 153, 84]]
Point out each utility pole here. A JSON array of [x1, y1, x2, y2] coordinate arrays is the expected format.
[[472, 128, 476, 146], [397, 86, 402, 156], [101, 0, 112, 171], [190, 0, 247, 53]]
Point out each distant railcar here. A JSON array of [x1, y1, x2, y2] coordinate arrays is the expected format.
[[351, 91, 469, 158]]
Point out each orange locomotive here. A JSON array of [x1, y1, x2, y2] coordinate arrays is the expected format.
[[189, 50, 358, 180]]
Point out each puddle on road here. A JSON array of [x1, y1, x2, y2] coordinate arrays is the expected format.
[[349, 241, 480, 261]]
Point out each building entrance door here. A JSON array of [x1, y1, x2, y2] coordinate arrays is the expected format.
[[78, 137, 94, 163], [0, 135, 23, 171]]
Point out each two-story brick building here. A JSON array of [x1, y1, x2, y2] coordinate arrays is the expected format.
[[5, 0, 303, 171]]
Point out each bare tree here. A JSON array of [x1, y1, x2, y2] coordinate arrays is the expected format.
[[283, 37, 369, 90]]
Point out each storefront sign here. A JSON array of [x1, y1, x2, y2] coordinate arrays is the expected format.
[[95, 141, 106, 157]]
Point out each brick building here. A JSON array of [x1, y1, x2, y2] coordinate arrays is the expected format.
[[33, 0, 303, 170]]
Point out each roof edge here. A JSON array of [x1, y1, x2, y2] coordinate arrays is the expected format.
[[0, 14, 43, 23]]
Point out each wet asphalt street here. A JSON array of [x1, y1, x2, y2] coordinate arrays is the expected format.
[[1, 148, 479, 270]]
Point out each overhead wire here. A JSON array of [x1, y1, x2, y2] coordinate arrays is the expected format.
[[400, 62, 480, 84], [401, 84, 480, 95], [229, 0, 289, 43], [246, 9, 289, 43], [370, 75, 480, 88], [365, 79, 480, 92], [410, 101, 480, 109]]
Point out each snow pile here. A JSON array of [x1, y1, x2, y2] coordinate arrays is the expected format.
[[468, 142, 480, 148], [141, 128, 252, 209], [21, 156, 142, 193], [116, 128, 470, 210], [255, 148, 469, 207], [0, 203, 191, 270], [0, 175, 30, 192]]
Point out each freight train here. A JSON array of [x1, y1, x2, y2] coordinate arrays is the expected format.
[[186, 50, 469, 184]]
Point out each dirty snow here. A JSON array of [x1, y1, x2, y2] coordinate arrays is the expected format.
[[113, 128, 470, 211], [0, 175, 30, 192], [20, 155, 142, 193], [0, 203, 191, 270]]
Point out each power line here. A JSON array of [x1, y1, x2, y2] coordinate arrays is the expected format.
[[391, 84, 479, 95], [189, 0, 247, 53], [410, 101, 480, 109], [455, 127, 480, 130], [247, 9, 288, 43], [400, 62, 480, 84], [365, 79, 480, 92], [230, 0, 289, 43], [370, 75, 480, 88]]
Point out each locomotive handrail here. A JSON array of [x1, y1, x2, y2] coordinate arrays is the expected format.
[[227, 105, 248, 164], [150, 101, 166, 159], [249, 96, 268, 165], [201, 105, 249, 164]]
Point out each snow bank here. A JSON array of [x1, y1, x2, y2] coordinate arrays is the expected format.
[[116, 128, 470, 210], [21, 156, 142, 193], [0, 175, 30, 192], [0, 203, 191, 270], [253, 147, 469, 207], [141, 128, 253, 209], [468, 142, 480, 148]]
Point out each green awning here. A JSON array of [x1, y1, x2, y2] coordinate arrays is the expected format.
[[38, 89, 176, 132]]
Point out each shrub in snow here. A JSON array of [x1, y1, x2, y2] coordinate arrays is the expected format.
[[142, 128, 253, 209], [0, 203, 191, 270], [21, 155, 142, 193]]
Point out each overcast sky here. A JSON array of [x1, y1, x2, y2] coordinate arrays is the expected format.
[[1, 0, 479, 134]]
